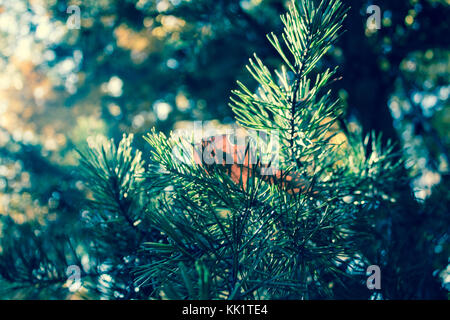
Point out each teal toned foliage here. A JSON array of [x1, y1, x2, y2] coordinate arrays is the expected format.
[[141, 0, 405, 299]]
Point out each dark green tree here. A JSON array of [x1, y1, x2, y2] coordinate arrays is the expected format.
[[139, 0, 404, 299], [0, 0, 448, 300]]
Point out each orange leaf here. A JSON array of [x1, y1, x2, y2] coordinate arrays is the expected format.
[[192, 135, 311, 194]]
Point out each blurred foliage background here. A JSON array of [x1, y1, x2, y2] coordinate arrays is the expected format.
[[0, 0, 448, 298]]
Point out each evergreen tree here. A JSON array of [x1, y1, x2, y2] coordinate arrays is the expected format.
[[139, 0, 404, 299], [0, 0, 444, 300]]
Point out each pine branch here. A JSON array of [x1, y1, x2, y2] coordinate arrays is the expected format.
[[230, 0, 347, 165], [140, 0, 408, 300], [15, 0, 406, 300]]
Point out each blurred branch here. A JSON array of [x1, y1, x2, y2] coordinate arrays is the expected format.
[[399, 74, 450, 170]]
